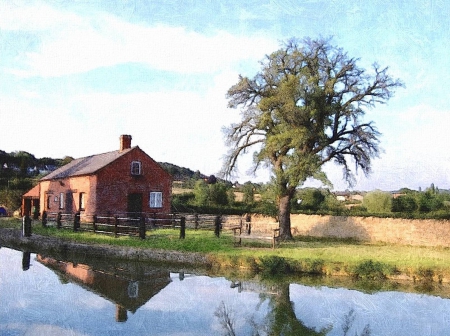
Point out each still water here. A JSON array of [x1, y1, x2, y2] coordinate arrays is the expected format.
[[2, 246, 450, 336]]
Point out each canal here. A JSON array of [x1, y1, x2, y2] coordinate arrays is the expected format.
[[1, 246, 450, 335]]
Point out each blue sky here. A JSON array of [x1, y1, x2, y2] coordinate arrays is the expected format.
[[1, 0, 450, 191]]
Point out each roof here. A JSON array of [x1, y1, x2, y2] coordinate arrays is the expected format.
[[40, 147, 135, 181], [23, 184, 40, 198]]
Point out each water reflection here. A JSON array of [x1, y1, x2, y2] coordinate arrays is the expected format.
[[22, 251, 31, 271], [36, 254, 171, 322], [2, 246, 450, 335]]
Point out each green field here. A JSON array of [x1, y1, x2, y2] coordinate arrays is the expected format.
[[2, 217, 450, 284]]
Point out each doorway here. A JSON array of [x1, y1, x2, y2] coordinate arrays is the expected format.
[[127, 193, 143, 217]]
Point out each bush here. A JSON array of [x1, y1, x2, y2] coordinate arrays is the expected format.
[[363, 190, 392, 213], [351, 260, 392, 280], [259, 256, 292, 275], [392, 195, 417, 212]]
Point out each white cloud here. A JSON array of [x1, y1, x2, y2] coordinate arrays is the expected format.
[[2, 3, 277, 78]]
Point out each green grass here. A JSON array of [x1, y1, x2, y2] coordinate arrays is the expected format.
[[2, 217, 450, 282]]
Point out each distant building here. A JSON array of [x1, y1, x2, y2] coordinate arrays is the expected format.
[[22, 135, 172, 218]]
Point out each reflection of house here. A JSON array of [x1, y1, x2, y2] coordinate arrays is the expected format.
[[22, 135, 172, 217], [36, 255, 171, 322]]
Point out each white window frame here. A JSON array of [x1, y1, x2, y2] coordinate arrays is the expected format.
[[131, 161, 142, 175], [149, 192, 163, 208], [79, 192, 86, 211]]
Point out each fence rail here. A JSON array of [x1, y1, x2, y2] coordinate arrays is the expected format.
[[38, 211, 239, 240]]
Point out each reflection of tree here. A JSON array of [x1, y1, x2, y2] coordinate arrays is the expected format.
[[215, 301, 236, 336], [342, 309, 371, 336], [266, 283, 328, 336]]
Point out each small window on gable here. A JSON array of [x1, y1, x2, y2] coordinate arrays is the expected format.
[[131, 161, 142, 175], [149, 192, 162, 208]]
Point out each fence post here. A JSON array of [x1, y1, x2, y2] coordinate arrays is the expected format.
[[57, 212, 62, 229], [214, 215, 221, 238], [114, 216, 119, 237], [179, 216, 186, 239], [42, 211, 47, 227], [194, 213, 199, 230], [93, 214, 97, 232], [151, 213, 156, 229], [73, 212, 80, 231], [139, 216, 146, 239], [22, 215, 32, 237]]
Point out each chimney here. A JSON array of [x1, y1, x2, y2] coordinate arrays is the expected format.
[[119, 135, 132, 152]]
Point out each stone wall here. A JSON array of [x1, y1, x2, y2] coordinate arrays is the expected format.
[[238, 214, 450, 247]]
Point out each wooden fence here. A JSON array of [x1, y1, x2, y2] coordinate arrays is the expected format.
[[38, 211, 246, 240]]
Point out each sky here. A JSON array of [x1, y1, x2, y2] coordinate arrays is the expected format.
[[1, 0, 450, 191]]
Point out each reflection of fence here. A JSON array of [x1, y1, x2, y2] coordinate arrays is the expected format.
[[39, 211, 246, 240]]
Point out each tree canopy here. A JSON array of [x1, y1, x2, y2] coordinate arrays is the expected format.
[[223, 37, 403, 239]]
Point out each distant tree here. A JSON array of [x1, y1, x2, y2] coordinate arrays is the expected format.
[[193, 180, 209, 206], [416, 191, 443, 212], [59, 156, 74, 166], [296, 188, 325, 211], [241, 182, 255, 205], [209, 182, 229, 205], [207, 175, 217, 184], [223, 37, 403, 239], [392, 194, 417, 212], [193, 180, 230, 206], [363, 190, 392, 213], [398, 187, 415, 194]]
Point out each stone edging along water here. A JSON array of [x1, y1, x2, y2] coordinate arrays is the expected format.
[[0, 228, 212, 267]]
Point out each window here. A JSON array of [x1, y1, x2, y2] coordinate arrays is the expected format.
[[79, 193, 86, 211], [59, 192, 64, 209], [47, 196, 51, 210], [149, 192, 162, 208], [131, 161, 142, 175]]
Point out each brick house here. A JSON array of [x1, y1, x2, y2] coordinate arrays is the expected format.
[[30, 135, 172, 218]]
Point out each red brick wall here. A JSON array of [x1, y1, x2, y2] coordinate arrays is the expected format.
[[95, 147, 172, 215], [39, 147, 172, 217]]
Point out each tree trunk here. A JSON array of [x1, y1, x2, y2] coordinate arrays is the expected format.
[[278, 194, 293, 240]]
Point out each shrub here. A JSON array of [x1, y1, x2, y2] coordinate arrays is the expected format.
[[259, 256, 292, 275], [363, 190, 392, 213], [351, 260, 391, 280]]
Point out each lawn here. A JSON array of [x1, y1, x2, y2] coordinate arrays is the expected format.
[[2, 217, 450, 282]]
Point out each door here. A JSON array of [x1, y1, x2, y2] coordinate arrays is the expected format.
[[127, 193, 143, 217]]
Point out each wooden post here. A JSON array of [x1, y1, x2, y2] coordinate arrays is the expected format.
[[214, 215, 221, 238], [57, 212, 62, 229], [139, 216, 146, 239], [179, 216, 186, 239], [73, 212, 80, 231], [22, 215, 31, 237], [246, 214, 251, 235], [114, 216, 119, 237], [194, 213, 199, 230], [42, 211, 47, 227], [93, 214, 97, 232]]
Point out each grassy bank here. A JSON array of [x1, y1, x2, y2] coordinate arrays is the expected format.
[[2, 217, 450, 283]]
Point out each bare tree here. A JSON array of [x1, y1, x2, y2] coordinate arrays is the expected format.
[[214, 301, 236, 336]]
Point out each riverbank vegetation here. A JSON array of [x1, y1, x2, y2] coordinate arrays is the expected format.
[[2, 217, 450, 285]]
